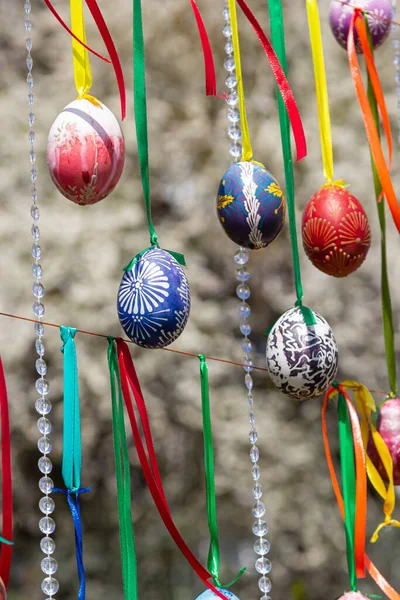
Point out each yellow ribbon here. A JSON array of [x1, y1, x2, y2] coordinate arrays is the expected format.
[[228, 0, 252, 162], [342, 380, 400, 542], [71, 0, 93, 98], [321, 179, 348, 189], [305, 0, 334, 184]]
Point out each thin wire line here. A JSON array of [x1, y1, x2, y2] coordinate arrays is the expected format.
[[336, 0, 400, 27], [0, 311, 269, 372]]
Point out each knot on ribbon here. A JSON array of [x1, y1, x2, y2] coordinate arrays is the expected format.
[[371, 517, 400, 543], [53, 487, 91, 497], [294, 301, 317, 327], [60, 326, 77, 352], [322, 179, 349, 190]]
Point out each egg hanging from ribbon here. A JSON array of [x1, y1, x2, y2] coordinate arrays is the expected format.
[[302, 184, 371, 277], [195, 589, 240, 600], [337, 593, 370, 600], [266, 307, 339, 401], [117, 248, 190, 349], [329, 0, 392, 52], [47, 98, 125, 205], [217, 161, 285, 249], [367, 398, 400, 485]]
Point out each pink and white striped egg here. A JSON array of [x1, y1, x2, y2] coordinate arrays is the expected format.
[[47, 98, 125, 205]]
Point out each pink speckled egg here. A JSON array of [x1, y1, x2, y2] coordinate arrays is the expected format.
[[368, 398, 400, 485], [329, 0, 392, 52], [337, 593, 369, 600], [47, 98, 125, 205]]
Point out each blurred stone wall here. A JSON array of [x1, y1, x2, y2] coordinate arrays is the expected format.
[[0, 0, 399, 599]]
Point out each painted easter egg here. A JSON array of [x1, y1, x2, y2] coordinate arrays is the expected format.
[[195, 588, 240, 600], [329, 0, 392, 52], [117, 248, 190, 349], [302, 184, 371, 277], [266, 307, 339, 401], [337, 592, 369, 600], [217, 161, 285, 249], [47, 98, 125, 205], [368, 398, 400, 485]]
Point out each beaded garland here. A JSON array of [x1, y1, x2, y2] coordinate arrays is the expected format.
[[329, 0, 393, 52], [47, 98, 125, 205], [117, 248, 190, 349], [217, 161, 285, 249], [266, 307, 339, 401], [302, 184, 371, 277]]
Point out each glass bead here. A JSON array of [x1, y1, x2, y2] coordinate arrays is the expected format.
[[254, 538, 270, 555], [249, 430, 258, 444], [253, 483, 263, 499], [228, 125, 241, 140], [223, 6, 230, 19], [30, 167, 37, 182], [30, 150, 36, 164], [240, 334, 252, 350], [253, 520, 268, 536], [32, 242, 41, 259], [245, 373, 253, 390], [36, 378, 50, 395], [26, 37, 32, 51], [24, 0, 31, 14], [39, 476, 54, 494], [27, 72, 33, 87], [38, 436, 52, 454], [237, 284, 250, 301], [37, 417, 51, 435], [228, 107, 240, 123], [227, 90, 239, 106], [35, 322, 44, 337], [41, 536, 56, 555], [41, 557, 58, 575], [36, 358, 47, 375], [248, 392, 253, 405], [253, 501, 266, 518], [35, 338, 45, 356], [223, 24, 232, 37], [243, 358, 253, 373], [39, 496, 55, 515], [256, 557, 272, 575], [249, 411, 255, 424], [224, 56, 235, 72], [252, 464, 261, 481], [26, 55, 33, 70], [39, 517, 56, 535], [31, 224, 40, 241], [28, 111, 35, 126], [35, 397, 51, 415], [234, 248, 249, 265], [225, 40, 233, 54], [38, 456, 53, 475], [28, 129, 35, 143], [239, 301, 251, 318], [225, 75, 237, 89], [33, 282, 44, 299], [229, 142, 242, 158], [27, 92, 34, 106], [240, 322, 251, 336], [258, 576, 271, 594], [32, 263, 42, 279], [250, 445, 259, 463], [260, 596, 271, 600], [236, 266, 250, 282], [25, 19, 32, 32], [30, 203, 39, 221], [41, 577, 59, 596]]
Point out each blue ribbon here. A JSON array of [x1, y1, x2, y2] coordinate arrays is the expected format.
[[59, 326, 89, 600]]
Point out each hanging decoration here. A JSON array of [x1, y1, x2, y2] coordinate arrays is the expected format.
[[368, 397, 400, 485], [195, 590, 240, 600], [47, 0, 126, 206], [302, 0, 371, 278], [329, 0, 393, 51], [0, 359, 13, 597]]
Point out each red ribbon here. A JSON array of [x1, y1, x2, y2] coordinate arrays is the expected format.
[[83, 0, 127, 120], [190, 0, 216, 97], [235, 0, 307, 162], [115, 339, 227, 600], [42, 0, 111, 63], [0, 358, 12, 589]]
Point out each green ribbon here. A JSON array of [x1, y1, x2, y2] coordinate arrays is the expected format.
[[365, 18, 397, 399], [198, 355, 246, 588], [60, 326, 81, 492], [108, 338, 138, 600], [132, 0, 185, 268], [337, 391, 357, 592]]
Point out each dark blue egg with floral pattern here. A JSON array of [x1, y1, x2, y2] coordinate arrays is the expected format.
[[117, 248, 190, 349], [217, 161, 285, 249]]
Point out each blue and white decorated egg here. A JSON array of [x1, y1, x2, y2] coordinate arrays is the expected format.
[[195, 588, 240, 600], [117, 248, 190, 349], [266, 307, 339, 401], [217, 161, 285, 249]]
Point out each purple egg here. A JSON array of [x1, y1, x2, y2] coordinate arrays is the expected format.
[[329, 0, 392, 52]]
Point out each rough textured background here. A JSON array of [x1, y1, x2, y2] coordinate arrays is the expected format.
[[0, 0, 399, 599]]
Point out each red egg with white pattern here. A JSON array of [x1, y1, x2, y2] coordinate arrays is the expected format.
[[47, 98, 125, 205], [302, 184, 371, 277]]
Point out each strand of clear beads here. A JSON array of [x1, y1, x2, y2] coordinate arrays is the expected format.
[[223, 3, 272, 598], [392, 0, 400, 145], [25, 1, 59, 597]]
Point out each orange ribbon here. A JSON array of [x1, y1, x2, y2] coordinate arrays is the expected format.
[[348, 9, 400, 233], [322, 386, 400, 599]]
